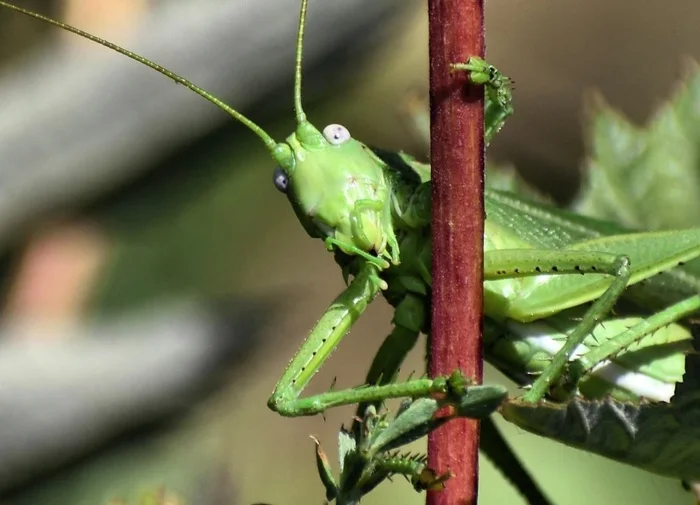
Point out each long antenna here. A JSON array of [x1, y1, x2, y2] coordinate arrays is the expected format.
[[0, 1, 279, 152], [293, 0, 309, 124]]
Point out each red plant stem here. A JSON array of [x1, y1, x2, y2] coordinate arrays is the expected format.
[[427, 0, 485, 504]]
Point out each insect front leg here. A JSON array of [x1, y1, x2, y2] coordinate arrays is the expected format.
[[267, 261, 381, 417], [484, 249, 632, 402], [268, 263, 500, 417]]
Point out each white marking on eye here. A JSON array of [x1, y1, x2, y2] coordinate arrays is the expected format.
[[323, 124, 351, 145]]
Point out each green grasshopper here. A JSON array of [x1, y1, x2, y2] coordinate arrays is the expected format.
[[4, 0, 700, 500]]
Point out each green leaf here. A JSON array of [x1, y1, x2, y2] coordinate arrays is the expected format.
[[311, 436, 338, 501], [574, 61, 700, 230], [501, 353, 700, 481]]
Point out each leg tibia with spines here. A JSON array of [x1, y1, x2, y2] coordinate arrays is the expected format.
[[268, 263, 504, 418], [483, 249, 632, 402]]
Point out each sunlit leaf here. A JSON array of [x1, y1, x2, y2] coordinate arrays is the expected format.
[[574, 61, 700, 230]]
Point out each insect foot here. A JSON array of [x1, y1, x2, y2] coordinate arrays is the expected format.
[[450, 56, 514, 144], [549, 359, 587, 401], [441, 370, 508, 419], [450, 56, 513, 105], [411, 465, 453, 492], [450, 57, 497, 84]]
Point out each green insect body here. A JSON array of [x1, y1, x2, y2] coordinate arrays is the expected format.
[[265, 16, 700, 485], [475, 191, 700, 404], [265, 68, 700, 415], [5, 0, 700, 498]]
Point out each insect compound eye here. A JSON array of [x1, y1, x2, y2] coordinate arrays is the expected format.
[[323, 124, 351, 145], [273, 166, 289, 193]]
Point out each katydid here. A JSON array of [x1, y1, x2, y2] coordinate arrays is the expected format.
[[4, 0, 698, 416], [4, 0, 700, 499], [0, 0, 513, 416], [0, 1, 513, 501], [403, 78, 700, 483]]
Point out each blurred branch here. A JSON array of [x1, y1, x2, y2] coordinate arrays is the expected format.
[[0, 298, 273, 493]]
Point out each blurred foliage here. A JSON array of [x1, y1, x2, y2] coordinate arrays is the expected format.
[[574, 61, 700, 230], [105, 488, 184, 505]]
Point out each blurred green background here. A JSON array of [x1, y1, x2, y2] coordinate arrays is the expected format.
[[0, 0, 698, 504]]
